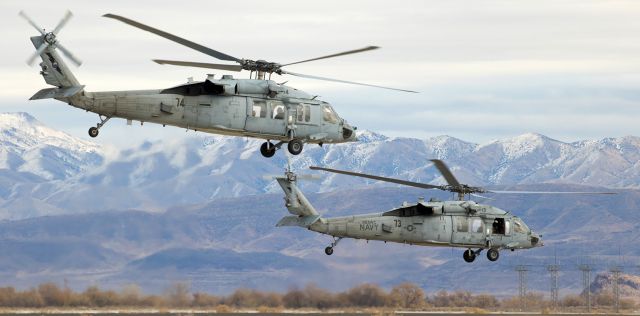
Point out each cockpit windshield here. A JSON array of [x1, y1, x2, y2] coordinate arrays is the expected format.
[[513, 218, 528, 234], [322, 105, 339, 124]]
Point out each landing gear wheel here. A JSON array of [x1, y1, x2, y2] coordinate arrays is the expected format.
[[88, 127, 99, 138], [287, 140, 304, 155], [487, 248, 500, 262], [324, 246, 334, 256], [260, 142, 276, 158], [463, 249, 476, 263]]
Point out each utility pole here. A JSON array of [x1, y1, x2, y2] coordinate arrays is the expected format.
[[610, 266, 622, 313], [515, 265, 528, 311], [579, 264, 592, 313], [547, 264, 560, 310]]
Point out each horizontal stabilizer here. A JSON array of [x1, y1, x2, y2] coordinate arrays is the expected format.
[[30, 86, 84, 100], [276, 215, 321, 228]]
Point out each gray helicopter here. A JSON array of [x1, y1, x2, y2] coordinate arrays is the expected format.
[[274, 159, 614, 262], [22, 12, 415, 158]]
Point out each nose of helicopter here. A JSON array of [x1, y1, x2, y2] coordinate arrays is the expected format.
[[530, 232, 543, 248], [342, 122, 357, 141]]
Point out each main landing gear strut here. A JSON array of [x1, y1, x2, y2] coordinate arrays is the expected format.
[[88, 115, 110, 138], [260, 139, 305, 158], [463, 248, 500, 263], [324, 237, 342, 255]]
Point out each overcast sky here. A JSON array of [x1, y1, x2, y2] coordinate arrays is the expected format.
[[3, 0, 640, 146]]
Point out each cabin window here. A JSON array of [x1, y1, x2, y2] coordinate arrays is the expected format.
[[296, 104, 311, 122], [268, 100, 285, 120], [322, 105, 339, 123], [471, 218, 483, 233], [252, 100, 267, 118], [505, 220, 511, 235], [456, 218, 468, 232]]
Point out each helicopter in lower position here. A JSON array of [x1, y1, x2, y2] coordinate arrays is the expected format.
[[22, 11, 415, 158], [274, 159, 614, 262]]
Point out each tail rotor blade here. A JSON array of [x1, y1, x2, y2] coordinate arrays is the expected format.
[[56, 42, 82, 66], [52, 10, 73, 35], [19, 11, 45, 35], [27, 42, 49, 66]]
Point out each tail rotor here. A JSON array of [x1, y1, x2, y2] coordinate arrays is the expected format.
[[20, 10, 82, 67]]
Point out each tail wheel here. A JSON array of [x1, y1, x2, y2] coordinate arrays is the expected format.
[[287, 140, 304, 155], [324, 246, 334, 256], [487, 248, 500, 262], [463, 249, 476, 263], [88, 127, 99, 138]]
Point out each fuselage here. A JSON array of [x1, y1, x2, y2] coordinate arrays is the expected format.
[[309, 199, 542, 250], [62, 76, 357, 144]]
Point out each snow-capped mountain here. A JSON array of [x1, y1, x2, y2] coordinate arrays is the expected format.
[[2, 112, 640, 219], [0, 112, 103, 180]]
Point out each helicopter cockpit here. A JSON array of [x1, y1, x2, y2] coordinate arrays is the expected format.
[[382, 203, 434, 217]]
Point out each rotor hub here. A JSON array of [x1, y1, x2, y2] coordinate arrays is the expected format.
[[241, 59, 282, 74], [44, 32, 57, 45]]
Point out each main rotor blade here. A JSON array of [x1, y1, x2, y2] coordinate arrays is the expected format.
[[281, 70, 418, 93], [430, 159, 462, 188], [489, 190, 617, 195], [153, 59, 243, 72], [19, 11, 45, 35], [310, 166, 441, 190], [282, 46, 379, 66], [27, 42, 49, 66], [52, 10, 72, 35], [470, 193, 495, 200], [56, 42, 82, 66], [103, 14, 241, 63]]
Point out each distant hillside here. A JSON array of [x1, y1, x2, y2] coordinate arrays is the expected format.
[[590, 273, 640, 302]]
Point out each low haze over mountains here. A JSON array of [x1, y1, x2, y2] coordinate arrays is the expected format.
[[1, 112, 639, 295]]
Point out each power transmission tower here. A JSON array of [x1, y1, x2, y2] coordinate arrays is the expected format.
[[515, 265, 528, 311], [579, 264, 592, 313], [547, 264, 560, 310], [610, 266, 622, 314]]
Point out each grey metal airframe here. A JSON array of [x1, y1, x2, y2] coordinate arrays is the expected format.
[[275, 160, 614, 262]]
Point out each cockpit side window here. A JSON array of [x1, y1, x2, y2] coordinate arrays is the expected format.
[[322, 105, 339, 124], [513, 218, 526, 233]]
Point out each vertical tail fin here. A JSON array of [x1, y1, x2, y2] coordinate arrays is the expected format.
[[275, 172, 322, 227], [30, 35, 81, 88], [22, 10, 84, 100]]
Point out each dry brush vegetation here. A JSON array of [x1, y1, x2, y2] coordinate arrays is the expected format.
[[0, 282, 635, 312]]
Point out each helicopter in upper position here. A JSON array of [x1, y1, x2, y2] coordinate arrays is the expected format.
[[22, 11, 416, 157], [273, 159, 614, 262]]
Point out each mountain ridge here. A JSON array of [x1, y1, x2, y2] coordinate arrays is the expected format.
[[1, 111, 639, 220]]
